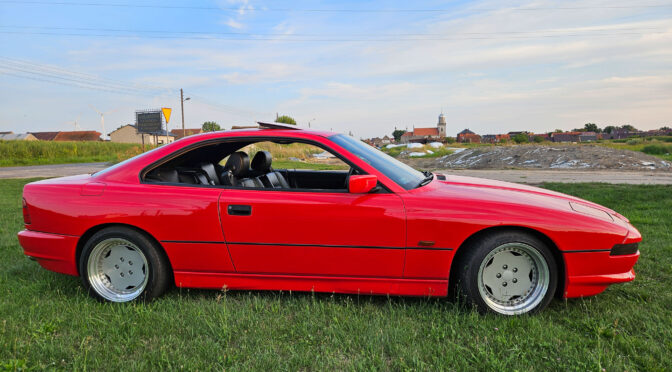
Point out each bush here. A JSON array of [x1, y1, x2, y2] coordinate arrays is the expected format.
[[513, 133, 529, 144], [642, 144, 672, 155], [533, 136, 545, 143]]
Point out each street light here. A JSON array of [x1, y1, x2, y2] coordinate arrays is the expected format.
[[180, 89, 191, 138], [308, 118, 316, 128]]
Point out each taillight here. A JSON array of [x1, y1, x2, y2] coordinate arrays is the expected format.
[[22, 198, 31, 224]]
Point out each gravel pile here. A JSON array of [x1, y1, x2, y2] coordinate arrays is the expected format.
[[403, 145, 671, 171]]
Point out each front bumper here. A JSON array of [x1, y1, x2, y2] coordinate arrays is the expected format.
[[18, 229, 79, 276], [563, 249, 639, 298]]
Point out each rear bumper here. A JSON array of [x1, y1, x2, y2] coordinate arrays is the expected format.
[[18, 229, 79, 276], [563, 250, 639, 298]]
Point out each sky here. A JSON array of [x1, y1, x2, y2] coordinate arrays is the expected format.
[[0, 0, 671, 139]]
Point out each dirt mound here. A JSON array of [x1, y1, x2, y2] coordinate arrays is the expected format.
[[403, 145, 671, 171]]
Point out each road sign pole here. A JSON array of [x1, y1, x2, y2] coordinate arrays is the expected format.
[[180, 89, 185, 138]]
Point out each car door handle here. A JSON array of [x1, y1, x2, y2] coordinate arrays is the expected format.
[[227, 204, 251, 216]]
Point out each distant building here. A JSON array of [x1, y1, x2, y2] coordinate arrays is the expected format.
[[170, 128, 203, 139], [578, 132, 598, 142], [551, 131, 581, 142], [482, 134, 510, 143], [30, 132, 60, 141], [0, 133, 38, 141], [399, 113, 447, 143], [54, 131, 101, 141], [29, 131, 101, 141], [457, 129, 481, 143], [109, 124, 174, 145]]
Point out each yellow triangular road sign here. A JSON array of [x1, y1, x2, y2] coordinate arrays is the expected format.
[[162, 107, 172, 123]]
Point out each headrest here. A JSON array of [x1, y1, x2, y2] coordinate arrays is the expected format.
[[251, 151, 272, 173], [224, 152, 250, 177]]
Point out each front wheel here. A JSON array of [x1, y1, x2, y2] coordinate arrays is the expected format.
[[454, 231, 557, 315], [79, 226, 171, 302]]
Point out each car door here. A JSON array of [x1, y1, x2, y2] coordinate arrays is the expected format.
[[218, 188, 406, 278]]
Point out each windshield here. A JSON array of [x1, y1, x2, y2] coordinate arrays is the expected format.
[[329, 134, 425, 190]]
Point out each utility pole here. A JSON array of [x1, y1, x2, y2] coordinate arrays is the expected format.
[[180, 89, 186, 138]]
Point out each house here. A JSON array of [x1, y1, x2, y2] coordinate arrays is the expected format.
[[529, 133, 550, 142], [551, 131, 581, 142], [399, 113, 448, 143], [482, 134, 510, 143], [381, 135, 392, 145], [457, 129, 481, 143], [54, 131, 101, 141], [0, 133, 38, 141], [30, 132, 60, 141], [578, 132, 598, 142], [109, 124, 174, 145], [29, 131, 101, 141], [170, 128, 203, 139]]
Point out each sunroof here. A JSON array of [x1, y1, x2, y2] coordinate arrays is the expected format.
[[257, 121, 302, 130]]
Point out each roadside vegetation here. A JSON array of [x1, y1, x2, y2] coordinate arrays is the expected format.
[[1, 179, 670, 370], [599, 137, 672, 161], [0, 141, 149, 167]]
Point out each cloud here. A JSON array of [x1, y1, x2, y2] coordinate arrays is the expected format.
[[223, 18, 244, 29]]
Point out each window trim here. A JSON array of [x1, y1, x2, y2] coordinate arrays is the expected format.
[[139, 135, 392, 194]]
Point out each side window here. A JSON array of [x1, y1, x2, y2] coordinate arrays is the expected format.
[[143, 138, 354, 191], [225, 141, 349, 171], [222, 141, 352, 191]]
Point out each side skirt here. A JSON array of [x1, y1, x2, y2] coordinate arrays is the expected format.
[[174, 271, 449, 297]]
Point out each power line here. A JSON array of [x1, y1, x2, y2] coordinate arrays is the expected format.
[[1, 1, 672, 12], [0, 56, 175, 96], [0, 30, 663, 42], [0, 25, 664, 37], [0, 58, 169, 95], [0, 57, 265, 120]]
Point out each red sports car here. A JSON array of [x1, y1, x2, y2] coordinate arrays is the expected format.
[[18, 123, 641, 315]]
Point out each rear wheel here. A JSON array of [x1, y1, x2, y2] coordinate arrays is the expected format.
[[454, 231, 557, 315], [80, 227, 170, 302]]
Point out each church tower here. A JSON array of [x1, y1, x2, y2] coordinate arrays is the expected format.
[[437, 112, 447, 138]]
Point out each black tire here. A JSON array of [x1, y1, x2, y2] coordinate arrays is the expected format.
[[453, 231, 557, 315], [79, 226, 171, 302]]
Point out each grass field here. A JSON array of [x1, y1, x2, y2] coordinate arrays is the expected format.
[[599, 138, 672, 162], [0, 141, 149, 167], [1, 179, 671, 370]]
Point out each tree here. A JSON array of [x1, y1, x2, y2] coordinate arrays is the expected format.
[[583, 123, 601, 133], [533, 135, 545, 143], [275, 115, 297, 125], [603, 125, 616, 134], [660, 126, 671, 131], [444, 137, 456, 144], [392, 129, 406, 142], [554, 129, 563, 133], [513, 133, 529, 144], [620, 124, 637, 132], [202, 121, 221, 132]]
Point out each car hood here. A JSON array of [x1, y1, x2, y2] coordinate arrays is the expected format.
[[428, 174, 621, 219]]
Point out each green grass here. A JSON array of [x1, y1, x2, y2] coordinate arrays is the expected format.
[[0, 141, 151, 167], [598, 137, 672, 162], [1, 180, 671, 370]]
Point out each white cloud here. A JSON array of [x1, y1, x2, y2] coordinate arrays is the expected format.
[[224, 18, 244, 30]]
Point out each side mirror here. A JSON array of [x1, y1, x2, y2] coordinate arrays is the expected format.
[[349, 175, 378, 194]]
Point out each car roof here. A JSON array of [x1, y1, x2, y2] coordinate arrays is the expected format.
[[179, 126, 336, 142]]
